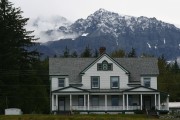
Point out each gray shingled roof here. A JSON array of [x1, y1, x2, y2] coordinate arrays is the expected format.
[[49, 56, 159, 84]]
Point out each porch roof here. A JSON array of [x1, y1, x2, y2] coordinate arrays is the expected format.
[[123, 86, 168, 95], [52, 86, 89, 93], [88, 89, 123, 93]]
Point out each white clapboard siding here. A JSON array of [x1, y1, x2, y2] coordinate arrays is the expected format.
[[51, 77, 69, 91], [141, 76, 157, 89], [82, 56, 129, 89]]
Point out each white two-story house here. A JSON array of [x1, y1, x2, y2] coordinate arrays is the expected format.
[[49, 49, 169, 114]]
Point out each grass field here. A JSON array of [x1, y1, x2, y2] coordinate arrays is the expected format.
[[0, 114, 159, 120]]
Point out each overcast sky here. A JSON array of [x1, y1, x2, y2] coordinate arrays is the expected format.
[[10, 0, 180, 25]]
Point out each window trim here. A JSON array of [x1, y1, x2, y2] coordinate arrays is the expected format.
[[91, 76, 100, 89], [97, 63, 102, 71], [102, 60, 108, 71], [110, 76, 119, 89], [58, 78, 65, 87], [97, 60, 113, 71], [143, 77, 151, 88]]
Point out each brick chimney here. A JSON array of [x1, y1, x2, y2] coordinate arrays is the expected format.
[[99, 47, 106, 55]]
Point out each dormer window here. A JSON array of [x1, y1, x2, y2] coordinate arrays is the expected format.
[[58, 78, 65, 87], [143, 78, 151, 88], [97, 60, 113, 71]]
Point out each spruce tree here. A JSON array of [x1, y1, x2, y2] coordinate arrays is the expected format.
[[81, 46, 92, 57], [71, 51, 78, 58], [111, 49, 125, 58], [0, 0, 49, 114], [63, 46, 69, 58], [0, 0, 39, 69], [127, 48, 137, 58]]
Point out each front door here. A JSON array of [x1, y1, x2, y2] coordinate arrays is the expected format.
[[59, 97, 65, 111], [143, 96, 151, 110]]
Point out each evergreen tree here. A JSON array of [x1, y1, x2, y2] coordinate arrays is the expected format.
[[171, 60, 179, 74], [63, 46, 69, 58], [71, 51, 78, 58], [81, 46, 92, 57], [0, 0, 39, 69], [111, 49, 125, 58], [0, 0, 49, 114], [127, 48, 137, 58], [93, 49, 99, 58]]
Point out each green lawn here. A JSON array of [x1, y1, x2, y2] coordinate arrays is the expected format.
[[0, 114, 158, 120]]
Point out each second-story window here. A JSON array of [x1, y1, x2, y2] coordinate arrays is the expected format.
[[143, 78, 151, 87], [102, 61, 108, 70], [111, 76, 119, 89], [58, 78, 65, 87], [91, 76, 100, 89]]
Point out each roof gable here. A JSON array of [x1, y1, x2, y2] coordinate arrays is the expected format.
[[124, 86, 158, 92], [80, 53, 130, 74]]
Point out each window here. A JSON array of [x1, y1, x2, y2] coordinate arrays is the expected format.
[[58, 78, 65, 87], [97, 60, 113, 71], [111, 96, 119, 106], [143, 78, 151, 87], [92, 96, 99, 106], [91, 76, 100, 89], [78, 95, 84, 106], [102, 61, 108, 70], [111, 76, 119, 88], [97, 63, 102, 70], [108, 64, 113, 70]]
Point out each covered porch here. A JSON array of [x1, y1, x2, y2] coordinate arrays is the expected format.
[[51, 86, 169, 113]]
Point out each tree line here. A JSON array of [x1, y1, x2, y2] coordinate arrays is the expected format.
[[0, 0, 179, 114]]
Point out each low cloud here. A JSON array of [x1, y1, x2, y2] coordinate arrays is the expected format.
[[25, 15, 78, 43]]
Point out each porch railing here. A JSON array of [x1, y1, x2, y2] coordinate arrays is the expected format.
[[72, 105, 141, 111], [160, 105, 169, 110]]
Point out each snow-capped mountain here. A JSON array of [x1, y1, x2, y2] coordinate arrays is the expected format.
[[36, 9, 180, 60], [71, 8, 178, 38]]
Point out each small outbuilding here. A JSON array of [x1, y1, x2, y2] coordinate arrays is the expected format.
[[5, 108, 22, 115]]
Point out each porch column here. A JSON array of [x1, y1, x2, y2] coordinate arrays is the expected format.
[[140, 94, 142, 110], [84, 94, 86, 110], [52, 94, 54, 111], [56, 95, 58, 110], [126, 94, 128, 110], [105, 94, 107, 111], [155, 94, 156, 110], [123, 94, 125, 110], [166, 95, 169, 111], [70, 94, 72, 111], [88, 94, 89, 111], [158, 93, 161, 110]]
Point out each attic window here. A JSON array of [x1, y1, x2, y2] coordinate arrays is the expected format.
[[97, 60, 113, 71]]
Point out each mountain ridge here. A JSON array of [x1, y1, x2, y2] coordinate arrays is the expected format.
[[33, 8, 180, 60]]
